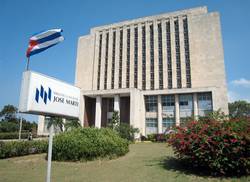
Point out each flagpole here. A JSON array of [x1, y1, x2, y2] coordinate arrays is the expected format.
[[26, 57, 30, 71]]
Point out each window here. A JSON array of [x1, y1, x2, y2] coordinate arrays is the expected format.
[[198, 92, 212, 116], [126, 29, 130, 88], [166, 21, 172, 89], [183, 17, 192, 88], [162, 95, 175, 117], [174, 19, 182, 88], [108, 98, 114, 112], [150, 24, 154, 90], [97, 33, 102, 90], [119, 30, 123, 88], [142, 25, 146, 90], [145, 95, 157, 112], [162, 118, 175, 130], [134, 27, 138, 88], [179, 94, 193, 118], [111, 31, 116, 89], [146, 118, 158, 135], [104, 32, 109, 89], [158, 23, 163, 89]]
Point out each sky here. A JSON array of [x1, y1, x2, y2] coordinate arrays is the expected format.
[[0, 0, 250, 122]]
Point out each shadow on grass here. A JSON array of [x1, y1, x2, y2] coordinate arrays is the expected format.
[[146, 156, 248, 179]]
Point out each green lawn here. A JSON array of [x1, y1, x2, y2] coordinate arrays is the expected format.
[[0, 143, 249, 182]]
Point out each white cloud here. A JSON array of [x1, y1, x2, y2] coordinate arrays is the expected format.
[[231, 78, 250, 88]]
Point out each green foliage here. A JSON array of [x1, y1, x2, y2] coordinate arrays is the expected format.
[[0, 132, 35, 139], [64, 118, 81, 131], [107, 111, 120, 130], [0, 140, 48, 159], [52, 128, 129, 161], [0, 120, 37, 133], [168, 117, 250, 176], [0, 105, 18, 121], [147, 134, 156, 142], [46, 116, 64, 132], [116, 122, 139, 142], [229, 100, 250, 118], [107, 111, 139, 141]]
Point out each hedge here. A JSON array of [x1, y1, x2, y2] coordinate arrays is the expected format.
[[0, 132, 33, 140], [168, 117, 250, 176], [52, 127, 129, 161], [0, 140, 48, 159]]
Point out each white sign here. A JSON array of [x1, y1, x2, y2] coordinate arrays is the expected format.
[[19, 71, 80, 118]]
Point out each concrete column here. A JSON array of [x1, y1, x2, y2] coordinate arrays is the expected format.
[[114, 95, 120, 113], [157, 95, 162, 133], [129, 25, 135, 88], [100, 32, 107, 90], [114, 29, 120, 89], [122, 27, 127, 88], [175, 94, 180, 126], [145, 22, 151, 90], [193, 93, 198, 120], [154, 20, 159, 90], [93, 32, 100, 90], [95, 96, 102, 128], [37, 115, 45, 135], [107, 29, 113, 89], [179, 16, 187, 88], [137, 23, 143, 89], [171, 18, 177, 89], [162, 19, 168, 89]]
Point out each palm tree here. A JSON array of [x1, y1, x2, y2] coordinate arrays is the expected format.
[[64, 118, 81, 131], [46, 116, 64, 132]]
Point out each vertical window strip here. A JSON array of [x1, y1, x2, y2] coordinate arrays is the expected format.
[[183, 18, 191, 88], [158, 23, 163, 89], [104, 32, 109, 89], [174, 19, 182, 88], [142, 26, 146, 90], [97, 34, 102, 90], [134, 27, 138, 88], [166, 21, 172, 89], [119, 30, 123, 88], [126, 29, 130, 88], [111, 31, 116, 89], [150, 24, 154, 90]]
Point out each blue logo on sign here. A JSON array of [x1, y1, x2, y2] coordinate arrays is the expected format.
[[35, 85, 52, 104]]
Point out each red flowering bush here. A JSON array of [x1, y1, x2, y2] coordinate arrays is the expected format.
[[168, 117, 250, 176]]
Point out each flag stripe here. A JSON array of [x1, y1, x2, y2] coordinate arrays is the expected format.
[[30, 36, 64, 51], [30, 29, 62, 40], [35, 32, 62, 44], [28, 43, 58, 57]]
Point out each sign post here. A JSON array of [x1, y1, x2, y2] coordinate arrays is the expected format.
[[19, 70, 80, 182], [46, 124, 54, 182]]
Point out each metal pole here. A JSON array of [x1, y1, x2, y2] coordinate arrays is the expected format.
[[19, 116, 23, 140], [26, 57, 30, 70], [46, 124, 54, 182]]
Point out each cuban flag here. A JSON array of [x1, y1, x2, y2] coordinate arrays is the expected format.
[[26, 29, 64, 57]]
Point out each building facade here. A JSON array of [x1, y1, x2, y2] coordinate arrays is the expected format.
[[38, 6, 228, 136]]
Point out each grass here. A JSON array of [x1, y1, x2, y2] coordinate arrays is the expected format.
[[0, 143, 249, 182]]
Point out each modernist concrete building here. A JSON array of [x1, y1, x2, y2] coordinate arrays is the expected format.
[[38, 6, 228, 136]]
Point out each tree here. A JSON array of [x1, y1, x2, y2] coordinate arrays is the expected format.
[[107, 111, 120, 130], [229, 100, 250, 118], [0, 105, 18, 121], [64, 118, 81, 131], [46, 116, 64, 132]]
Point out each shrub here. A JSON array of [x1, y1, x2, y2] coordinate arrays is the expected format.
[[147, 134, 156, 142], [0, 132, 37, 139], [115, 123, 139, 142], [52, 128, 129, 161], [0, 140, 48, 159], [168, 118, 250, 176]]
